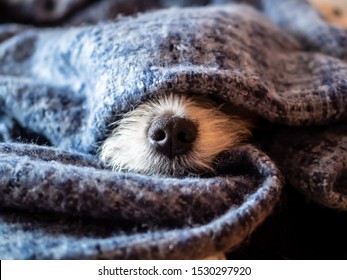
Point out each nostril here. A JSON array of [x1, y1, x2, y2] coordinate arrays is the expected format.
[[150, 129, 166, 142], [174, 119, 197, 144], [177, 130, 195, 143], [177, 131, 190, 143]]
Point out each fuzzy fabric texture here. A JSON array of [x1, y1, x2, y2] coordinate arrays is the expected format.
[[0, 0, 346, 259]]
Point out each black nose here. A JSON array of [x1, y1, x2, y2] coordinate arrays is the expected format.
[[148, 115, 197, 158]]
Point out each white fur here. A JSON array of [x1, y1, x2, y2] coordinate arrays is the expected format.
[[99, 94, 252, 176]]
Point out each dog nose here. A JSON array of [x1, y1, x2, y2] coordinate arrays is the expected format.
[[148, 115, 197, 158]]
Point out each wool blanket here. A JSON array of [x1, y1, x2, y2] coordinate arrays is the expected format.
[[0, 0, 346, 259]]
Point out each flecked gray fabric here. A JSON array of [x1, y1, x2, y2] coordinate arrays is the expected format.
[[0, 0, 346, 259], [269, 125, 347, 210], [0, 143, 281, 259]]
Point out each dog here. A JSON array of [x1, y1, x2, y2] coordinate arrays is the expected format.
[[309, 0, 347, 28], [100, 94, 253, 177]]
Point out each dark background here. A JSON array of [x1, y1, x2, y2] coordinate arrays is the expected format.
[[228, 185, 347, 260]]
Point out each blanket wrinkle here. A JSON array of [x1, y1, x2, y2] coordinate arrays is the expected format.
[[0, 0, 347, 259], [269, 124, 347, 210]]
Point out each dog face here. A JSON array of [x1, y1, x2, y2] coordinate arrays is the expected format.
[[100, 94, 252, 177]]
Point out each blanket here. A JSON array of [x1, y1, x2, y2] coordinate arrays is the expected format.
[[0, 0, 346, 259]]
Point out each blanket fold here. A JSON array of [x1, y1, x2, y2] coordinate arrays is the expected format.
[[0, 143, 281, 259], [269, 124, 347, 209], [0, 0, 347, 259]]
